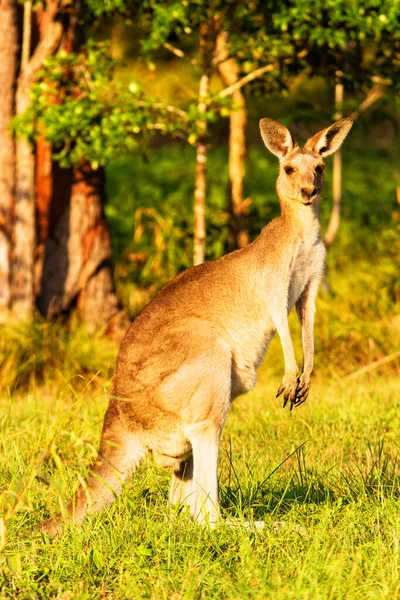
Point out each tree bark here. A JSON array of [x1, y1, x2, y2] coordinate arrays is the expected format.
[[193, 143, 208, 266], [324, 71, 344, 250], [73, 166, 120, 329], [0, 0, 18, 317], [216, 32, 249, 250], [193, 72, 209, 266], [12, 1, 36, 318], [39, 165, 120, 329], [34, 2, 63, 297], [11, 2, 64, 319], [35, 132, 53, 293], [193, 21, 218, 266]]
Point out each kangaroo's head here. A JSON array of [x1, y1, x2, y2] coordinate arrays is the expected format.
[[259, 117, 353, 208]]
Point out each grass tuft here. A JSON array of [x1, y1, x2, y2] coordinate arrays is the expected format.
[[0, 319, 117, 394]]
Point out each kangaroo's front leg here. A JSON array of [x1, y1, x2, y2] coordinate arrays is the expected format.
[[270, 299, 300, 409], [295, 277, 320, 406]]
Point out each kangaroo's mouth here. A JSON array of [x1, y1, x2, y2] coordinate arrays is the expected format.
[[300, 193, 320, 206]]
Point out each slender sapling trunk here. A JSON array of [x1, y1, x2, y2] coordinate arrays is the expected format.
[[193, 72, 209, 267], [324, 71, 344, 250]]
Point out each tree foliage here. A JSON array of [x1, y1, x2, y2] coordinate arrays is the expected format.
[[14, 0, 400, 170], [272, 0, 400, 91], [14, 42, 193, 168], [13, 1, 292, 168]]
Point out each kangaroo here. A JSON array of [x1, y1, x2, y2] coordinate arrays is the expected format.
[[42, 117, 352, 534]]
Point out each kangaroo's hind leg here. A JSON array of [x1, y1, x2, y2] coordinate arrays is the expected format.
[[187, 420, 222, 526], [42, 400, 146, 535], [169, 455, 194, 510], [161, 331, 232, 527]]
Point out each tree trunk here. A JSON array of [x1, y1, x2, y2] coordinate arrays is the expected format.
[[12, 1, 36, 319], [216, 32, 249, 250], [73, 166, 120, 329], [193, 71, 209, 266], [12, 2, 63, 318], [0, 0, 18, 317], [324, 71, 344, 250], [193, 21, 218, 266], [35, 133, 53, 295], [34, 0, 72, 298], [193, 135, 208, 267], [38, 165, 120, 329]]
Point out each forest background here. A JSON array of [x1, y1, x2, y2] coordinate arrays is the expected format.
[[1, 1, 400, 598]]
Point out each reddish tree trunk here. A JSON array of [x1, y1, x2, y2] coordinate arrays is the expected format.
[[35, 134, 53, 295], [0, 0, 18, 316], [73, 166, 120, 328], [38, 165, 120, 329], [36, 135, 53, 245]]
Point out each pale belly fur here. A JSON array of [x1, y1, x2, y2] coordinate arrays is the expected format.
[[230, 316, 275, 399]]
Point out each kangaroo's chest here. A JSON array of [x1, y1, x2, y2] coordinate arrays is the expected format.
[[288, 240, 325, 310]]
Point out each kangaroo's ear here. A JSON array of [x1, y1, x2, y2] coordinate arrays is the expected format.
[[259, 118, 294, 160], [304, 117, 353, 158]]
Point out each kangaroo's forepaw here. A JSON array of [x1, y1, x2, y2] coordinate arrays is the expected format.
[[278, 371, 311, 410], [293, 372, 311, 407], [277, 371, 299, 409]]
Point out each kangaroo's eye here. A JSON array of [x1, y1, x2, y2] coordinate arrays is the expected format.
[[284, 166, 294, 175], [315, 165, 324, 174]]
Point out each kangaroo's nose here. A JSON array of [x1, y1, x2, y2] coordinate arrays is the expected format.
[[301, 187, 316, 199]]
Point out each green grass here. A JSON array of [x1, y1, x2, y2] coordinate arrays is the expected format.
[[1, 369, 400, 599]]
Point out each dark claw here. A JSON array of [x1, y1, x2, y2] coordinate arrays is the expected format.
[[280, 376, 307, 410], [295, 396, 307, 407], [294, 390, 309, 408]]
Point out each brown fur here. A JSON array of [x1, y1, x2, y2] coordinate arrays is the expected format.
[[42, 117, 353, 534]]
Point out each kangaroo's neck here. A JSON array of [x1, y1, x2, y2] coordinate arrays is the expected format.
[[278, 197, 321, 242]]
